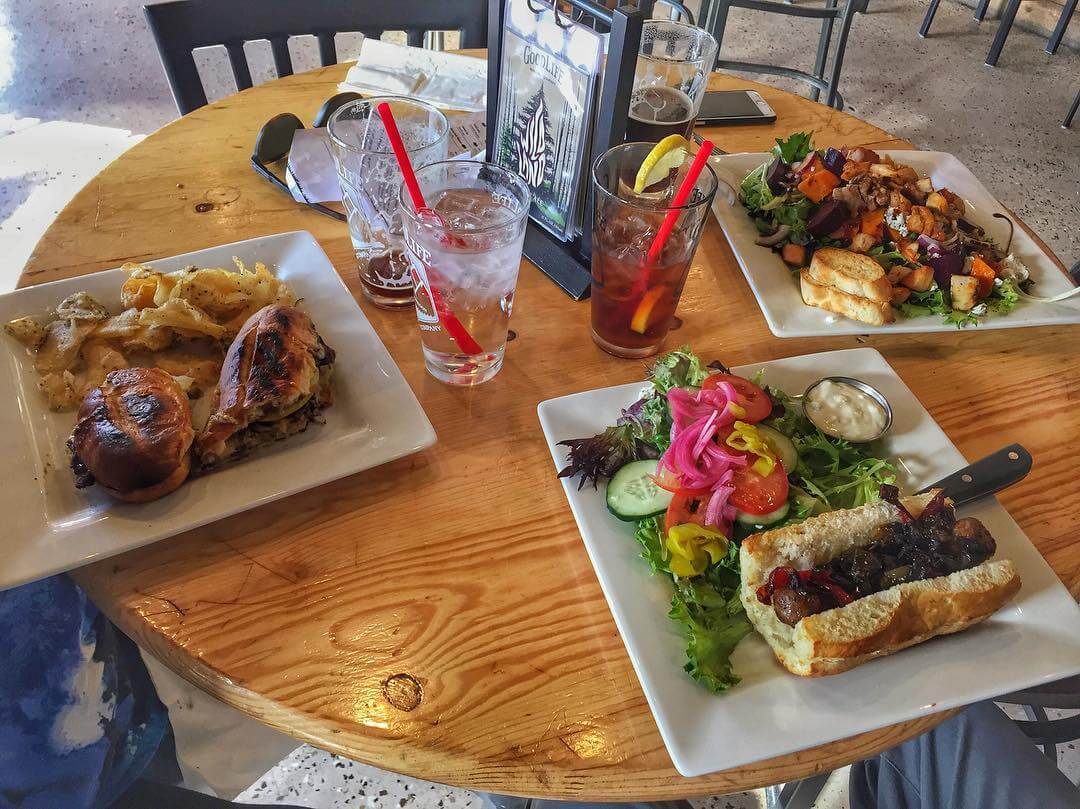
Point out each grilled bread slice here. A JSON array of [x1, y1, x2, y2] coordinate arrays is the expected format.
[[800, 269, 895, 326], [740, 492, 1021, 676], [807, 247, 893, 304]]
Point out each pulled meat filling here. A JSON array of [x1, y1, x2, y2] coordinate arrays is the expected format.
[[757, 485, 997, 626]]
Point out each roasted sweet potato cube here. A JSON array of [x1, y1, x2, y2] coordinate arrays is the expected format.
[[781, 242, 807, 267], [797, 169, 841, 203], [901, 265, 934, 291], [969, 255, 997, 298], [890, 286, 912, 305], [887, 265, 913, 285], [860, 208, 885, 239], [898, 239, 921, 263]]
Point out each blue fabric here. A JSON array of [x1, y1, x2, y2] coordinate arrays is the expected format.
[[0, 575, 170, 809]]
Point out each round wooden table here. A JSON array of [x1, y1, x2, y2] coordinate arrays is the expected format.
[[20, 63, 1079, 800]]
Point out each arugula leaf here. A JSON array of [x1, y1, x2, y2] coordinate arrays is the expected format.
[[649, 348, 709, 394], [771, 197, 814, 244], [739, 161, 774, 213], [771, 131, 814, 164]]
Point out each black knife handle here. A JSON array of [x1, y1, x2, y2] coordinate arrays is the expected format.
[[918, 444, 1032, 507]]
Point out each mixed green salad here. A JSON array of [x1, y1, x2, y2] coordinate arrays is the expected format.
[[738, 132, 1034, 327], [558, 349, 896, 691]]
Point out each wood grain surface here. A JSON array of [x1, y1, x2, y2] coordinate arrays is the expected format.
[[19, 61, 1079, 799]]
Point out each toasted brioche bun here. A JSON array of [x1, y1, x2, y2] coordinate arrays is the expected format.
[[808, 247, 893, 304], [740, 492, 1021, 676], [800, 269, 895, 326], [99, 454, 192, 503], [69, 367, 194, 502]]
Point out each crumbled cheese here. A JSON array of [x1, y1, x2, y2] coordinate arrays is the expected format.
[[998, 253, 1030, 282], [993, 277, 1003, 287], [929, 281, 939, 291], [884, 207, 909, 237], [970, 303, 988, 316]]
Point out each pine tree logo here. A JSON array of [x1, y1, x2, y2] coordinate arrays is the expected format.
[[513, 89, 553, 189]]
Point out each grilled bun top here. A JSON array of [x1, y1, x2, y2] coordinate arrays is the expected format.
[[70, 367, 194, 493], [196, 304, 333, 463]]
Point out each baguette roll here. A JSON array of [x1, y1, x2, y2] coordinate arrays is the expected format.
[[740, 492, 1021, 676]]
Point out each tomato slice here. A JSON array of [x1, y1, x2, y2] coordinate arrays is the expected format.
[[664, 493, 708, 534], [701, 374, 772, 423], [729, 462, 790, 516]]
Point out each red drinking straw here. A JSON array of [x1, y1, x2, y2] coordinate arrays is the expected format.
[[376, 102, 483, 356], [645, 140, 715, 265]]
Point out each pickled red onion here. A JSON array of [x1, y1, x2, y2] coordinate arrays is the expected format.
[[703, 470, 736, 528], [662, 413, 748, 492], [667, 383, 742, 433]]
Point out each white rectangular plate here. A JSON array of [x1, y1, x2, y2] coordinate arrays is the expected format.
[[538, 348, 1080, 777], [0, 231, 436, 590], [709, 151, 1080, 337]]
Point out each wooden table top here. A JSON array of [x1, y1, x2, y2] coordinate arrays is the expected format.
[[20, 62, 1079, 800]]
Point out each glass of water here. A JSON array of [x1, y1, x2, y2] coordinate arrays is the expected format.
[[399, 161, 531, 386], [328, 97, 449, 308]]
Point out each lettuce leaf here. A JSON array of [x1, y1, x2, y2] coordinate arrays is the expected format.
[[648, 347, 709, 393]]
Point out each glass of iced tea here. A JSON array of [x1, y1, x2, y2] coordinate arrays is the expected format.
[[590, 142, 718, 358], [626, 20, 718, 143], [328, 97, 449, 308], [399, 161, 531, 386]]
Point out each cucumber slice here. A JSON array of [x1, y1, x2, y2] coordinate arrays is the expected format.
[[756, 425, 799, 473], [735, 501, 791, 527], [606, 460, 673, 521]]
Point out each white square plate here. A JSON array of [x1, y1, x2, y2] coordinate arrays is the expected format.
[[538, 348, 1080, 777], [709, 151, 1080, 337], [0, 231, 436, 590]]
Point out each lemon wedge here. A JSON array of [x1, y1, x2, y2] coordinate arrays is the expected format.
[[633, 135, 689, 193]]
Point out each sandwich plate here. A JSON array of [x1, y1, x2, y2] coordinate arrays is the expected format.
[[537, 347, 1080, 777], [0, 231, 436, 591], [709, 151, 1080, 337]]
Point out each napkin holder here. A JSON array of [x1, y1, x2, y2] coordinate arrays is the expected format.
[[486, 0, 646, 300]]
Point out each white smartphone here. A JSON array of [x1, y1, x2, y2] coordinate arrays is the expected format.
[[697, 90, 777, 126]]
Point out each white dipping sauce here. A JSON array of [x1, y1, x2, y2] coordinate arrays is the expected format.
[[805, 379, 887, 442]]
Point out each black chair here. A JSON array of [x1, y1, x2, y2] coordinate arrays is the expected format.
[[920, 0, 1076, 65], [698, 0, 867, 109], [1066, 88, 1080, 128], [144, 0, 488, 115]]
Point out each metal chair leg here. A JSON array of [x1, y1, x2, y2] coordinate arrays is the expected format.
[[1021, 704, 1059, 761], [973, 0, 992, 22], [707, 0, 733, 53], [1065, 88, 1080, 128], [825, 0, 858, 108], [1045, 0, 1077, 54], [919, 0, 942, 37], [812, 0, 839, 101], [985, 0, 1022, 65]]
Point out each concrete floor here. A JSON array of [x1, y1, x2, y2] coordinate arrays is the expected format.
[[0, 0, 1077, 806]]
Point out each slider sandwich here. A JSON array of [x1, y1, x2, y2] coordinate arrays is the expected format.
[[196, 304, 335, 467]]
